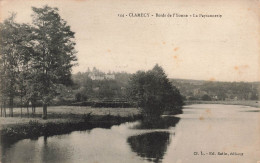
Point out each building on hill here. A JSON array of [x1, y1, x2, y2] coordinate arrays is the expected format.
[[89, 74, 105, 80], [88, 73, 115, 80], [105, 74, 115, 80]]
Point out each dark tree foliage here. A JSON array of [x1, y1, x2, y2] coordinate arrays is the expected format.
[[0, 6, 77, 119], [0, 14, 34, 117], [31, 6, 77, 119], [127, 64, 183, 117], [201, 94, 212, 101]]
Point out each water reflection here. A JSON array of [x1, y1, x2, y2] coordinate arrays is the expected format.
[[0, 136, 23, 163], [41, 136, 72, 163], [1, 104, 259, 163], [127, 117, 180, 163], [133, 116, 180, 129], [0, 135, 73, 163], [127, 132, 170, 163]]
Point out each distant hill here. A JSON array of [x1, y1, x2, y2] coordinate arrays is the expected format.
[[170, 78, 259, 101], [170, 78, 205, 85], [170, 78, 260, 85]]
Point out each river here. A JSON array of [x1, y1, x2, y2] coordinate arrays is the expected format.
[[1, 104, 260, 163]]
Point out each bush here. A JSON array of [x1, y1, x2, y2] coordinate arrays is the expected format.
[[127, 64, 183, 117], [201, 94, 212, 101]]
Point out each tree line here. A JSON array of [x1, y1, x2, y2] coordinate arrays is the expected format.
[[65, 65, 184, 117], [0, 6, 77, 119], [72, 69, 131, 102], [171, 79, 259, 101]]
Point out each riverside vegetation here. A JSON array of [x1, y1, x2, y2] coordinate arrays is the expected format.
[[1, 112, 142, 144], [0, 64, 183, 142], [1, 5, 258, 146]]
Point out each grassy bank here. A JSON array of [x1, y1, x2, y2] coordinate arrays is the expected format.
[[1, 114, 142, 140], [0, 106, 142, 143], [0, 105, 183, 144], [184, 100, 260, 108], [0, 106, 140, 128]]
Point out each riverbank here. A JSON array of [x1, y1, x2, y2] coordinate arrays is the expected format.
[[184, 100, 260, 108], [0, 105, 183, 144], [0, 106, 142, 143], [0, 106, 140, 128], [0, 101, 257, 131], [1, 114, 142, 143], [2, 101, 255, 143]]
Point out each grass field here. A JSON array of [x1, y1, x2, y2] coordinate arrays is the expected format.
[[0, 106, 140, 129]]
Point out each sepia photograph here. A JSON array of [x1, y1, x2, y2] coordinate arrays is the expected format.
[[0, 0, 259, 163]]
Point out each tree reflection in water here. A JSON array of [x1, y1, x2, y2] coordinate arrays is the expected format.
[[127, 116, 180, 163], [127, 132, 170, 163]]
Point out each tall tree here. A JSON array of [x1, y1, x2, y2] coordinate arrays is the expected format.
[[127, 64, 183, 117], [0, 14, 33, 117], [31, 6, 77, 119], [16, 24, 35, 117], [0, 14, 34, 117], [0, 15, 18, 117]]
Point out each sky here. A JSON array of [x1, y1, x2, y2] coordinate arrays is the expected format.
[[0, 0, 259, 82]]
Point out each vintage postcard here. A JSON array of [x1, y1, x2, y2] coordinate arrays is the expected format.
[[0, 0, 259, 163]]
